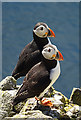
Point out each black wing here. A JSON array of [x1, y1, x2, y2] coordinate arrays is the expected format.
[[13, 62, 51, 105], [12, 41, 41, 79]]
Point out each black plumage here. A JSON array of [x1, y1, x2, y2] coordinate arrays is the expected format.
[[12, 22, 55, 79], [13, 58, 57, 106], [12, 44, 63, 106]]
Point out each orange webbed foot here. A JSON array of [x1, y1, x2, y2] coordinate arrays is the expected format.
[[41, 98, 53, 107], [35, 97, 53, 107]]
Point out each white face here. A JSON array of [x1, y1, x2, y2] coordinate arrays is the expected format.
[[33, 25, 49, 38], [42, 45, 58, 60]]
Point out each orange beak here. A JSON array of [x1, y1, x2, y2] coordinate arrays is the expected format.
[[57, 50, 64, 61], [52, 50, 63, 61], [47, 28, 55, 38]]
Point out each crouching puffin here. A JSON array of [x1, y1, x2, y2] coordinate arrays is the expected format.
[[12, 22, 55, 80], [12, 44, 63, 107]]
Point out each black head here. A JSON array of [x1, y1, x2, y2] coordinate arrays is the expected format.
[[33, 22, 55, 38]]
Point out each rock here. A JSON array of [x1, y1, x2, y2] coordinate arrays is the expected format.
[[20, 98, 37, 112], [0, 76, 81, 120], [7, 86, 81, 120], [11, 110, 53, 119], [0, 89, 25, 120], [10, 96, 69, 119], [5, 117, 55, 120], [70, 88, 81, 106], [14, 101, 25, 113], [45, 87, 69, 105], [0, 89, 17, 120], [64, 104, 81, 118], [0, 76, 23, 120], [0, 110, 8, 120], [0, 76, 17, 90]]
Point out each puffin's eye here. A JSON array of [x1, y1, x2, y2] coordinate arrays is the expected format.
[[48, 49, 51, 52], [40, 27, 43, 30]]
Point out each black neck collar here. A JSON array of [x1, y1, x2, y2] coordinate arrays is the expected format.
[[33, 32, 49, 51], [42, 57, 57, 70]]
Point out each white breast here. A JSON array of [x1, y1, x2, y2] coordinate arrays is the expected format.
[[39, 61, 60, 98], [48, 38, 51, 44], [50, 61, 60, 82]]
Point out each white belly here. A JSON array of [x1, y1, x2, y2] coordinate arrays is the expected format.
[[39, 61, 60, 98], [50, 61, 60, 83]]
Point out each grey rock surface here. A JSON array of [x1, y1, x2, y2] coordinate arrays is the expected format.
[[0, 89, 17, 120], [0, 76, 17, 90], [0, 77, 81, 120], [70, 88, 81, 106]]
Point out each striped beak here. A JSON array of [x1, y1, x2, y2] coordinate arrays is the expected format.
[[47, 28, 55, 37], [52, 50, 64, 61], [55, 50, 64, 61]]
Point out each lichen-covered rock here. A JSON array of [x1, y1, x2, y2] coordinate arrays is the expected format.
[[11, 96, 70, 119], [45, 87, 69, 105], [5, 117, 56, 120], [12, 110, 53, 119], [64, 104, 81, 118], [14, 101, 25, 113], [0, 110, 8, 120], [20, 98, 37, 112], [7, 97, 70, 120], [0, 89, 17, 119], [0, 76, 23, 120], [20, 96, 65, 112], [6, 86, 81, 120], [70, 88, 81, 106], [0, 76, 81, 120], [0, 76, 17, 90], [0, 88, 25, 120]]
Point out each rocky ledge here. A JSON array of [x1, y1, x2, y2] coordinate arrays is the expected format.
[[0, 76, 81, 120]]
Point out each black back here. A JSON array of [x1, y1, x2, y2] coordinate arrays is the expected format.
[[13, 57, 57, 106], [12, 32, 49, 79]]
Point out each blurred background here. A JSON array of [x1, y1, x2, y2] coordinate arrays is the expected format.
[[2, 2, 79, 98]]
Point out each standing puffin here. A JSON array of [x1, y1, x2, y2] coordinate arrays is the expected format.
[[12, 22, 55, 80], [13, 44, 63, 107]]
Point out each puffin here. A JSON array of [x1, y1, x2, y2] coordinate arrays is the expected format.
[[12, 22, 55, 80], [12, 44, 63, 107]]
